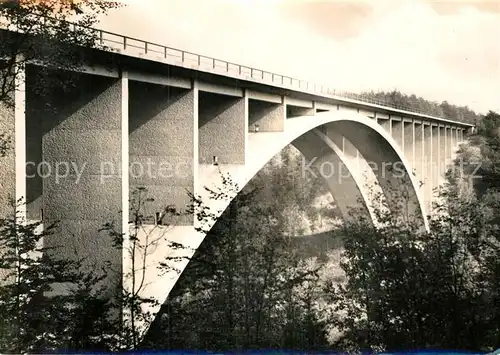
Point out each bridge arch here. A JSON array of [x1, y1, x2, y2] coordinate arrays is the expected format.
[[138, 109, 429, 336], [198, 109, 428, 234]]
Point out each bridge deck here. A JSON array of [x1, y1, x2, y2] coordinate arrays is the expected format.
[[1, 15, 472, 128], [85, 27, 473, 128]]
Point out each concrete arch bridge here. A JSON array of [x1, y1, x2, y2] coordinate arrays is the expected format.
[[0, 27, 473, 334]]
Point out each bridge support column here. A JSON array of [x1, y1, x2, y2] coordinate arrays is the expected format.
[[413, 121, 425, 213], [451, 127, 458, 159], [438, 125, 446, 194], [28, 69, 124, 296], [391, 116, 404, 149], [423, 123, 432, 215], [377, 113, 391, 134], [120, 71, 130, 296], [446, 126, 452, 164], [15, 62, 26, 220], [431, 125, 440, 204], [442, 126, 450, 165], [0, 60, 24, 283], [403, 119, 414, 169]]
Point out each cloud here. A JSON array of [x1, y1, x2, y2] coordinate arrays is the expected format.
[[429, 1, 500, 15], [277, 1, 376, 40]]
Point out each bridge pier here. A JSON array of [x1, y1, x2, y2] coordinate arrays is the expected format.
[[23, 67, 124, 296], [391, 116, 404, 148], [439, 125, 447, 193], [376, 112, 391, 134], [430, 125, 438, 208], [423, 123, 433, 215], [413, 121, 425, 213], [446, 126, 451, 165], [403, 119, 414, 164]]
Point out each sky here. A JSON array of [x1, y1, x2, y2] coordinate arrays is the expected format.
[[98, 0, 500, 115]]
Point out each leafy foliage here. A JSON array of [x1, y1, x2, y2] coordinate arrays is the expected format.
[[329, 111, 500, 352], [0, 199, 117, 353], [0, 0, 121, 105]]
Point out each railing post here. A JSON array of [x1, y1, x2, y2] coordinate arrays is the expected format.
[[213, 58, 215, 69], [226, 62, 229, 72], [250, 68, 253, 78], [198, 55, 201, 66], [181, 51, 185, 62], [164, 46, 167, 58], [262, 71, 264, 79], [145, 42, 148, 54], [99, 30, 103, 45], [123, 36, 127, 50], [239, 66, 242, 75]]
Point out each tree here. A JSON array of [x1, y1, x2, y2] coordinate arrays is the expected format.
[[0, 0, 121, 154], [0, 0, 121, 102], [0, 199, 118, 353], [329, 118, 500, 352], [100, 186, 189, 350], [0, 186, 189, 352]]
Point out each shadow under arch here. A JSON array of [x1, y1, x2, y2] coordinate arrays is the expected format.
[[322, 117, 428, 230], [291, 129, 378, 227]]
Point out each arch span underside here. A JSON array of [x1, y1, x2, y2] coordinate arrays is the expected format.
[[135, 110, 428, 337]]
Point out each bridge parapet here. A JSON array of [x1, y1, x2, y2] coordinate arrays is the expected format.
[[0, 14, 477, 126]]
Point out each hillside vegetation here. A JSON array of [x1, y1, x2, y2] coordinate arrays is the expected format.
[[360, 90, 481, 124]]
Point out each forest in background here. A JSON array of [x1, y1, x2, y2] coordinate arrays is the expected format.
[[359, 90, 481, 124]]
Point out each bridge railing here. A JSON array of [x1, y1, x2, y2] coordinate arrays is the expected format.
[[1, 13, 458, 121], [94, 29, 450, 119]]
